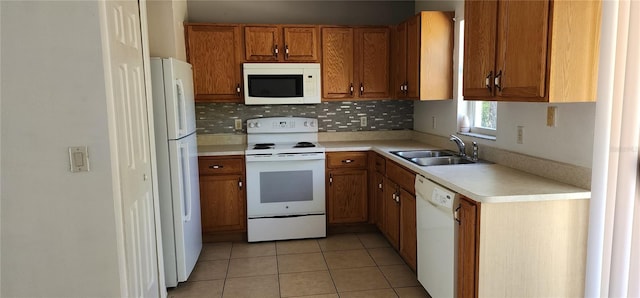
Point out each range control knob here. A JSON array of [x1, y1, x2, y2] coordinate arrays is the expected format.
[[309, 121, 316, 127], [304, 121, 309, 127]]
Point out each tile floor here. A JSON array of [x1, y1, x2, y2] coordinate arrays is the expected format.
[[168, 232, 430, 298]]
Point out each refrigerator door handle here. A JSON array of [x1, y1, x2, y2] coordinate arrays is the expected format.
[[176, 79, 187, 136], [179, 143, 192, 222]]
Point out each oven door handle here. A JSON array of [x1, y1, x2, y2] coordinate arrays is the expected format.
[[246, 154, 326, 162]]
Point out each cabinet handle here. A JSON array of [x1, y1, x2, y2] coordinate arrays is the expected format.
[[238, 178, 243, 189], [342, 159, 353, 164], [208, 165, 223, 169], [454, 204, 461, 225], [395, 192, 400, 203], [494, 70, 502, 92], [285, 45, 289, 60], [329, 173, 333, 185], [349, 83, 354, 95], [404, 82, 408, 95], [360, 83, 364, 96], [274, 45, 279, 58], [236, 84, 241, 95], [485, 71, 493, 92], [392, 193, 396, 200], [378, 183, 383, 189]]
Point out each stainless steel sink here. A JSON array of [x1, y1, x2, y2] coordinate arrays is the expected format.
[[391, 150, 455, 159], [391, 150, 478, 166], [410, 156, 476, 166]]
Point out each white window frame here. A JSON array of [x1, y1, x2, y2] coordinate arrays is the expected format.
[[467, 100, 497, 136]]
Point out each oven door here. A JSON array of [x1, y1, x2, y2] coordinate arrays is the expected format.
[[246, 154, 325, 217]]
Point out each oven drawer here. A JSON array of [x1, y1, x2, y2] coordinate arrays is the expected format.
[[326, 152, 368, 169], [198, 156, 244, 175]]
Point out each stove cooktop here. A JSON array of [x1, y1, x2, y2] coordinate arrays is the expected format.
[[246, 141, 324, 155]]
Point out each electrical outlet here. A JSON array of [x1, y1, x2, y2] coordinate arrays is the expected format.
[[234, 118, 243, 130], [360, 116, 367, 127], [517, 126, 524, 144], [432, 116, 437, 129], [547, 106, 557, 127]]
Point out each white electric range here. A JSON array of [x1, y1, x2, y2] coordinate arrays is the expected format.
[[244, 117, 326, 242]]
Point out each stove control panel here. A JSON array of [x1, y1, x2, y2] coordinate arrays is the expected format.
[[247, 117, 319, 134]]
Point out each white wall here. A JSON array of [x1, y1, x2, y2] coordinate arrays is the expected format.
[[413, 0, 596, 168], [147, 0, 188, 60], [1, 2, 121, 296]]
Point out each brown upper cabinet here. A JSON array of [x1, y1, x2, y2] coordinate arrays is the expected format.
[[244, 25, 319, 62], [463, 0, 601, 102], [322, 27, 390, 100], [392, 12, 454, 100], [185, 24, 244, 102]]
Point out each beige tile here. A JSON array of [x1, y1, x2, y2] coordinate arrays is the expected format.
[[276, 239, 321, 255], [168, 280, 224, 298], [289, 295, 339, 298], [394, 286, 431, 298], [331, 267, 391, 292], [339, 288, 399, 298], [189, 260, 228, 281], [278, 252, 327, 273], [199, 242, 232, 261], [279, 270, 336, 297], [231, 241, 276, 258], [227, 256, 277, 278], [223, 275, 280, 298], [318, 234, 363, 251], [323, 249, 375, 269], [357, 233, 391, 248], [368, 247, 405, 266], [379, 265, 420, 288]]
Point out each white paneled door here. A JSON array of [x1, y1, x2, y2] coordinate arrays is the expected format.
[[102, 0, 160, 296]]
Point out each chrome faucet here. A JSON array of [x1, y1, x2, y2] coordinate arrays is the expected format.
[[449, 134, 466, 157]]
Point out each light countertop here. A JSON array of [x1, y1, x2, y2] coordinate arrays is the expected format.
[[198, 140, 590, 203]]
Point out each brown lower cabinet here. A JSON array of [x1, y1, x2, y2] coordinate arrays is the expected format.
[[399, 187, 417, 271], [326, 152, 369, 224], [198, 156, 246, 235], [457, 196, 479, 298]]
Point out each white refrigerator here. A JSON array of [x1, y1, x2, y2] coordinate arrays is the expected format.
[[150, 57, 202, 287]]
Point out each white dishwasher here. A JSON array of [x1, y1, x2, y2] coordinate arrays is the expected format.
[[415, 174, 459, 298]]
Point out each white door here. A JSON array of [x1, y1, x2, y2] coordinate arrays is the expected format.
[[102, 0, 160, 296]]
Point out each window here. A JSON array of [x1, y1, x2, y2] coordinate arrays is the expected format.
[[468, 101, 497, 136]]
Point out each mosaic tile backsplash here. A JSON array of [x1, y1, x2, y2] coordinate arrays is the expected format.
[[195, 100, 414, 134]]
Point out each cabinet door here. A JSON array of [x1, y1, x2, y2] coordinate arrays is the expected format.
[[244, 26, 280, 61], [327, 170, 368, 224], [391, 23, 408, 98], [283, 27, 319, 62], [185, 25, 243, 102], [399, 188, 417, 271], [462, 0, 498, 99], [355, 27, 390, 98], [495, 0, 549, 99], [405, 14, 421, 99], [457, 197, 478, 298], [199, 174, 245, 233], [374, 171, 385, 231], [322, 27, 354, 99], [383, 179, 400, 250]]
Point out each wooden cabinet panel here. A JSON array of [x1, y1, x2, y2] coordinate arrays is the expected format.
[[391, 23, 408, 98], [374, 171, 385, 231], [405, 15, 420, 99], [496, 0, 549, 99], [399, 187, 417, 271], [185, 24, 243, 102], [463, 0, 498, 98], [327, 151, 368, 169], [199, 174, 245, 233], [386, 160, 415, 195], [322, 27, 355, 99], [383, 178, 400, 250], [355, 28, 390, 98], [327, 169, 368, 224], [457, 197, 479, 298], [283, 27, 319, 61], [244, 26, 280, 61]]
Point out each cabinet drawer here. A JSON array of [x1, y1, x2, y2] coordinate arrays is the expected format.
[[198, 156, 244, 175], [386, 160, 415, 194], [326, 152, 368, 169], [374, 154, 386, 173]]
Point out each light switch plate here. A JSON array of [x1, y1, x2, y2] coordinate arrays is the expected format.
[[517, 126, 524, 144], [360, 116, 367, 127], [234, 118, 243, 130], [69, 146, 89, 172]]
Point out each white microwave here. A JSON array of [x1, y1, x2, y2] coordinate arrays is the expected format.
[[243, 63, 321, 105]]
